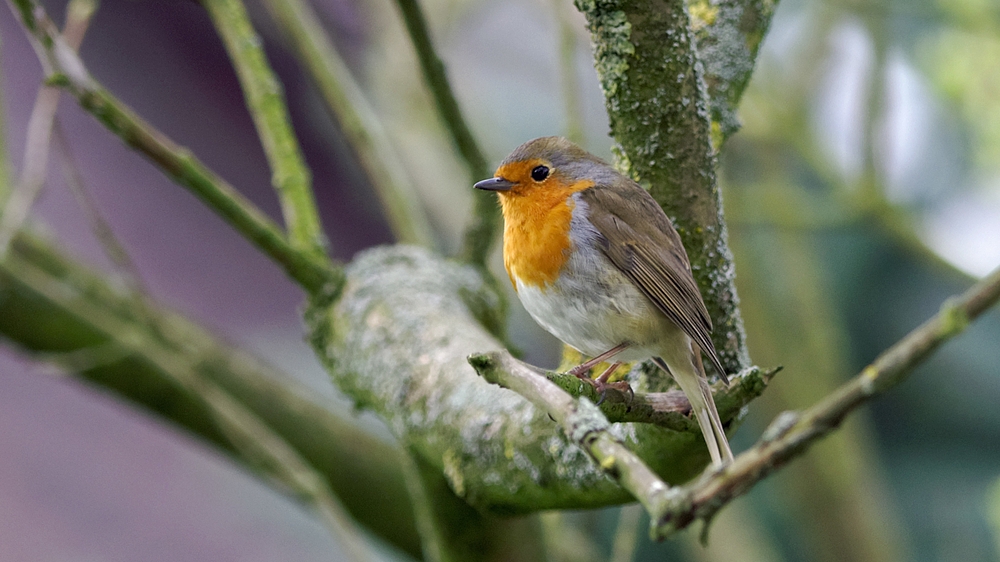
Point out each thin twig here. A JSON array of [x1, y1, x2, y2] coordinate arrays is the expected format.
[[470, 350, 774, 431], [390, 0, 498, 265], [651, 265, 1000, 538], [469, 350, 678, 527], [7, 0, 340, 294], [473, 266, 1000, 538], [1, 251, 374, 562], [202, 0, 327, 260], [53, 123, 147, 293], [0, 0, 96, 257], [262, 0, 436, 247]]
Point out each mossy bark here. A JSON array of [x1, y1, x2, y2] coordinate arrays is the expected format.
[[306, 246, 768, 514], [573, 0, 772, 378]]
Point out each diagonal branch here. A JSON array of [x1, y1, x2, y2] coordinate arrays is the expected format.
[[652, 265, 1000, 537], [1, 241, 374, 560], [470, 350, 678, 525], [262, 0, 436, 248], [470, 351, 775, 431], [0, 231, 421, 557], [391, 0, 499, 265], [53, 123, 147, 292], [7, 0, 339, 295], [472, 266, 1000, 539], [202, 0, 328, 260], [0, 0, 96, 257]]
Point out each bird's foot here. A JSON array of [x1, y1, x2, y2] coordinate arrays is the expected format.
[[570, 362, 633, 405]]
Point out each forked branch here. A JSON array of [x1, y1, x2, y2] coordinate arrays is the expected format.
[[7, 0, 339, 295], [473, 266, 1000, 538]]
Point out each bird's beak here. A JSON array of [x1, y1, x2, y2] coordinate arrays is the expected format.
[[474, 177, 514, 191]]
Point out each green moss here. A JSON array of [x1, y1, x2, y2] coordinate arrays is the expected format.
[[575, 0, 636, 101]]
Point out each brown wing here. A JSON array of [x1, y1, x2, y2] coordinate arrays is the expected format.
[[579, 182, 729, 383]]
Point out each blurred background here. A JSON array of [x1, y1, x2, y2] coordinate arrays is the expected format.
[[1, 0, 999, 560]]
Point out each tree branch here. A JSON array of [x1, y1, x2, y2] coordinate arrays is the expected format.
[[202, 0, 328, 261], [262, 0, 436, 247], [469, 350, 689, 523], [0, 0, 95, 256], [470, 266, 1000, 539], [390, 0, 499, 265], [651, 265, 1000, 538], [573, 0, 774, 379], [0, 232, 422, 558], [306, 245, 764, 516], [690, 0, 777, 144], [469, 350, 775, 431], [7, 0, 339, 295]]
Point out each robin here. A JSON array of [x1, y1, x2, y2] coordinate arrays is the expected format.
[[474, 136, 734, 466]]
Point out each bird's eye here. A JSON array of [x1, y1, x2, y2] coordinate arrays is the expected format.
[[530, 165, 550, 182]]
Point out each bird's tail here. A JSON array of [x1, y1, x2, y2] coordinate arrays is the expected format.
[[653, 356, 733, 466]]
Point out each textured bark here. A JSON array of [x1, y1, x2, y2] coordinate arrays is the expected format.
[[574, 0, 770, 379], [690, 0, 777, 142], [306, 245, 770, 513]]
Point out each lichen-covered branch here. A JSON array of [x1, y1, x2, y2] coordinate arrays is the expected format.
[[402, 450, 547, 562], [0, 232, 422, 558], [574, 0, 769, 377], [689, 0, 777, 144], [469, 350, 774, 431], [390, 0, 499, 265], [306, 245, 759, 514], [649, 265, 1000, 538], [263, 0, 436, 247], [471, 264, 1000, 539], [470, 349, 683, 522], [7, 0, 339, 294], [203, 0, 328, 261]]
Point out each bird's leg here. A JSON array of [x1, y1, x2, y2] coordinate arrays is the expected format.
[[591, 361, 634, 405], [567, 342, 630, 377], [595, 362, 622, 384]]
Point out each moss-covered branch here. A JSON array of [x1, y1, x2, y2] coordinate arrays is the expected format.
[[7, 0, 339, 294], [574, 0, 773, 377], [0, 232, 421, 558], [263, 0, 436, 247], [305, 245, 761, 514], [470, 350, 774, 431], [690, 0, 777, 143], [203, 0, 328, 261]]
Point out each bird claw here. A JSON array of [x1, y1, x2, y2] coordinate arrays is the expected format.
[[596, 380, 634, 405], [571, 372, 633, 406]]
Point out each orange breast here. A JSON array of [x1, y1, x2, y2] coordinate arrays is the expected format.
[[500, 180, 593, 290]]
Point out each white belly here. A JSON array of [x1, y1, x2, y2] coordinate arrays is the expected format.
[[513, 195, 683, 361]]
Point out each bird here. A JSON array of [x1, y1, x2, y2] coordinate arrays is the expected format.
[[474, 136, 734, 466]]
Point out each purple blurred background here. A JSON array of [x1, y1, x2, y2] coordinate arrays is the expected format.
[[1, 2, 395, 559]]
